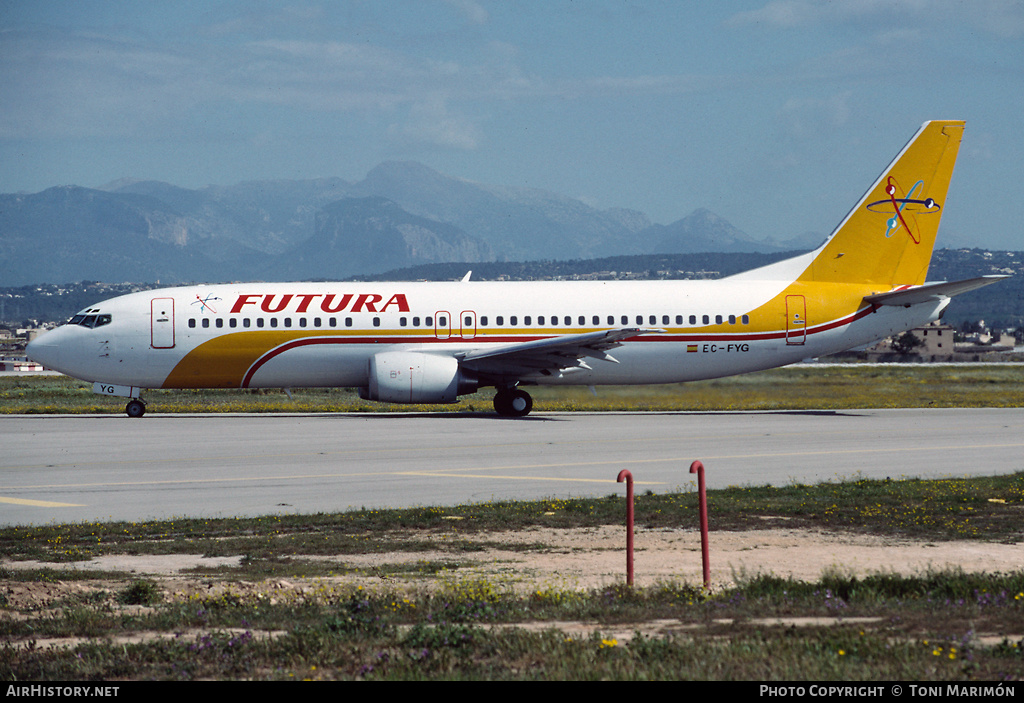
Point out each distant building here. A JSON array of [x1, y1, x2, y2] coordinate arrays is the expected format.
[[860, 320, 1019, 362], [865, 321, 955, 361], [916, 321, 954, 358]]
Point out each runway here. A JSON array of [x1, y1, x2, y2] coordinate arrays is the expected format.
[[2, 408, 1023, 526]]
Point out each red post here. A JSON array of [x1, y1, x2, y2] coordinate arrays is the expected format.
[[617, 469, 634, 586], [689, 460, 710, 590]]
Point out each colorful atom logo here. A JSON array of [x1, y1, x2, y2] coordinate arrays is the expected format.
[[865, 176, 941, 244], [191, 294, 222, 313]]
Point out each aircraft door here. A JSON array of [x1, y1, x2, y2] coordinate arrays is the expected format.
[[785, 295, 806, 346], [434, 311, 451, 339], [151, 297, 175, 349]]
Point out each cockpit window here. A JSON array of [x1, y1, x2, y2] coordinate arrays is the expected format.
[[66, 313, 112, 329]]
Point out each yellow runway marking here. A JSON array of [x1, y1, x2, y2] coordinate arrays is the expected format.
[[0, 496, 85, 507]]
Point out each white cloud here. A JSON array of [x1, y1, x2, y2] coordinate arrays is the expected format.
[[387, 94, 481, 150], [444, 0, 489, 26], [0, 29, 491, 138], [778, 91, 854, 139], [727, 0, 1024, 38]]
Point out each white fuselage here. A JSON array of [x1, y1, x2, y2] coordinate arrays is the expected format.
[[28, 278, 946, 392]]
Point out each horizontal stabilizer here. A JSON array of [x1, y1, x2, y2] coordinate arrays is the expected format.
[[864, 275, 1008, 307]]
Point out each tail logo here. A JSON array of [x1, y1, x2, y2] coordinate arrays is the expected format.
[[866, 176, 941, 244]]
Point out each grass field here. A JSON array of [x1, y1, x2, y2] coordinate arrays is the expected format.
[[4, 364, 1024, 414]]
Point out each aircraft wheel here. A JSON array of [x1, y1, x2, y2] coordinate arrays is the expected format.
[[494, 388, 532, 417], [493, 390, 512, 416], [126, 399, 146, 418]]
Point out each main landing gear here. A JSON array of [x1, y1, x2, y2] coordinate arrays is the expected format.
[[126, 398, 147, 418], [493, 387, 533, 417]]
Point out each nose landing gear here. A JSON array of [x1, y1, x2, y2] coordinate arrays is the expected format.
[[126, 399, 147, 418], [493, 387, 533, 417]]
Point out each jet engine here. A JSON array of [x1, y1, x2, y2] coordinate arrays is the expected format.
[[360, 351, 477, 404]]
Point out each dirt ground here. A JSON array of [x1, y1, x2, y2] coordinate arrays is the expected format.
[[4, 526, 1024, 651], [5, 526, 1023, 611]]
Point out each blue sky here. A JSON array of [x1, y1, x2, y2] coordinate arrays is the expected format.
[[2, 0, 1022, 250]]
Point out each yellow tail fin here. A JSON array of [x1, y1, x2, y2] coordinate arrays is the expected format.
[[802, 120, 964, 287]]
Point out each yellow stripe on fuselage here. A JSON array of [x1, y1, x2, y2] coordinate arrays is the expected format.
[[161, 280, 879, 389]]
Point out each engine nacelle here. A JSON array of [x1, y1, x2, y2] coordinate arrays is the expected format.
[[360, 351, 477, 404]]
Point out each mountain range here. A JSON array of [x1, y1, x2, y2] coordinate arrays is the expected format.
[[0, 162, 824, 286]]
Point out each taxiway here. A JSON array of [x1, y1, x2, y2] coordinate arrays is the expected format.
[[2, 408, 1022, 526]]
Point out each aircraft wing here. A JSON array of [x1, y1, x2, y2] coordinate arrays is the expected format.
[[457, 328, 662, 382], [864, 276, 1008, 307]]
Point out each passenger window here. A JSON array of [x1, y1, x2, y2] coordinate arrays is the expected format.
[[496, 316, 504, 326], [439, 316, 447, 326], [314, 317, 322, 327], [202, 318, 210, 328], [216, 318, 224, 328], [400, 317, 407, 327], [539, 316, 546, 325], [566, 316, 572, 325], [621, 316, 628, 325], [243, 318, 251, 328], [524, 316, 532, 325], [299, 318, 307, 328], [742, 315, 750, 324], [345, 318, 353, 327], [728, 315, 736, 324], [716, 315, 723, 325], [188, 319, 196, 328], [425, 316, 433, 326], [257, 319, 265, 328], [593, 316, 600, 325], [373, 317, 380, 327], [702, 315, 710, 325], [662, 315, 669, 325], [510, 316, 518, 326], [229, 318, 237, 328], [413, 316, 421, 326], [689, 315, 697, 325], [283, 318, 291, 328], [675, 315, 683, 324]]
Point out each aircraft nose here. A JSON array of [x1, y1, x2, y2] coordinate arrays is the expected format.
[[26, 332, 64, 371]]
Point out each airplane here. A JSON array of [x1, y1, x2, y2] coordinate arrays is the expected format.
[[26, 120, 1006, 418]]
